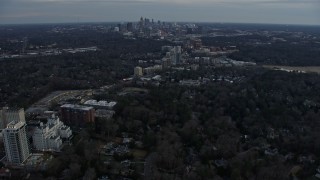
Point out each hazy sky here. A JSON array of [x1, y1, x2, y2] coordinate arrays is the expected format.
[[0, 0, 320, 25]]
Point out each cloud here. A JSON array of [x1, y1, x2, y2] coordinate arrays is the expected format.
[[5, 0, 320, 5], [0, 0, 319, 25], [6, 0, 154, 3]]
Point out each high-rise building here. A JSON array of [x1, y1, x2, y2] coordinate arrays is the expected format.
[[3, 121, 30, 165], [139, 17, 144, 30], [162, 58, 171, 69], [117, 24, 122, 32], [0, 107, 26, 130], [127, 22, 133, 32], [60, 104, 95, 127], [170, 46, 182, 65], [134, 66, 143, 77], [175, 46, 182, 64]]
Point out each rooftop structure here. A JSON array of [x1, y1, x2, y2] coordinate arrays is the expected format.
[[60, 104, 93, 111], [0, 107, 25, 129]]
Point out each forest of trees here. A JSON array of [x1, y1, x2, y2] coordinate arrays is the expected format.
[[109, 68, 320, 179], [1, 23, 320, 179]]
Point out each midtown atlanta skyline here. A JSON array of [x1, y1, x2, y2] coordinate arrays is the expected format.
[[0, 0, 320, 25]]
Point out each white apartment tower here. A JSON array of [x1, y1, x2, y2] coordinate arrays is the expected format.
[[3, 120, 30, 165]]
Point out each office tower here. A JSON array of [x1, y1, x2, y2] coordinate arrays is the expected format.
[[144, 18, 150, 26], [0, 107, 26, 129], [139, 17, 144, 29], [3, 121, 30, 165], [175, 46, 182, 64], [170, 46, 182, 65], [117, 24, 122, 32], [162, 58, 171, 69], [22, 37, 28, 54], [127, 22, 133, 32]]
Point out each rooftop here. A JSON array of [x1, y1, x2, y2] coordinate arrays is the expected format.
[[61, 104, 93, 111], [84, 100, 117, 108], [6, 121, 25, 130]]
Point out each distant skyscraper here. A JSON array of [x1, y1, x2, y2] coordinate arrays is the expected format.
[[22, 37, 28, 54], [0, 107, 26, 129], [139, 17, 144, 29], [162, 58, 171, 69], [3, 119, 30, 165], [117, 24, 122, 32], [170, 46, 182, 65], [144, 18, 150, 26], [175, 46, 182, 64], [127, 22, 133, 32]]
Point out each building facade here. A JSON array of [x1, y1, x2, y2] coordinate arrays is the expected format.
[[60, 104, 95, 127], [32, 115, 72, 151], [170, 46, 182, 65], [134, 66, 143, 77], [3, 121, 30, 165]]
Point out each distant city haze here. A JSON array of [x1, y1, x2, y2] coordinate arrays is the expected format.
[[0, 0, 320, 25]]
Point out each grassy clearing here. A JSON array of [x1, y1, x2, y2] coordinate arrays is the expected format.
[[263, 65, 320, 74], [132, 149, 148, 159]]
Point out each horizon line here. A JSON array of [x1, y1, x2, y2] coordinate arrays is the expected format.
[[1, 20, 320, 27]]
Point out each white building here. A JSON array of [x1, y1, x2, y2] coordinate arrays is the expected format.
[[170, 46, 182, 65], [32, 115, 72, 151], [3, 121, 30, 165], [84, 100, 117, 109]]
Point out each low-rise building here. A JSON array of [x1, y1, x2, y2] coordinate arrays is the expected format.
[[144, 65, 162, 75], [60, 104, 95, 127], [95, 109, 115, 119], [84, 100, 117, 110]]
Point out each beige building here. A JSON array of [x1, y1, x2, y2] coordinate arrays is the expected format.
[[134, 66, 143, 77]]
